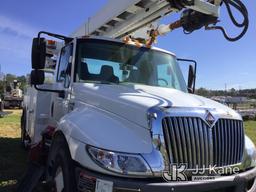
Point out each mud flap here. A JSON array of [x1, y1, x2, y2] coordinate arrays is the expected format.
[[17, 140, 48, 191], [16, 162, 45, 192]]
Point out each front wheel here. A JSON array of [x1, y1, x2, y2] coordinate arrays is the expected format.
[[47, 136, 76, 192], [4, 101, 9, 109]]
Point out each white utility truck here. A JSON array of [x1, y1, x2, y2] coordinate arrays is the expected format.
[[3, 80, 23, 109], [20, 0, 256, 192]]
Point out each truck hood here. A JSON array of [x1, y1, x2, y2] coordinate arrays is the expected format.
[[73, 83, 241, 128]]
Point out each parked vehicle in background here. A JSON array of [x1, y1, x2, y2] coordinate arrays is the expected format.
[[3, 80, 23, 109]]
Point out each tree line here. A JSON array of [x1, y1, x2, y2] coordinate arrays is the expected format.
[[196, 87, 256, 99], [0, 74, 255, 99]]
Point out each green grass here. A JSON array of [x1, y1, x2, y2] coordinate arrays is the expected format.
[[0, 110, 22, 138], [244, 120, 256, 145], [0, 110, 27, 192]]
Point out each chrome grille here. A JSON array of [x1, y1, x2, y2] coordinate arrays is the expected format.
[[162, 117, 244, 169], [212, 119, 244, 167]]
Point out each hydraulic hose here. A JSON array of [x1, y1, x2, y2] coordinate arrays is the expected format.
[[207, 0, 249, 42]]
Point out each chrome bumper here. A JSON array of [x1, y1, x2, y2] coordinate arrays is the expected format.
[[76, 166, 256, 192]]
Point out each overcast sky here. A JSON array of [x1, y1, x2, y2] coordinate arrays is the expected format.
[[0, 0, 255, 90]]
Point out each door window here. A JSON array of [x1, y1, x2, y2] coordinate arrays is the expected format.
[[57, 44, 73, 87]]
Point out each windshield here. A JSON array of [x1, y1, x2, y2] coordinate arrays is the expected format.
[[75, 39, 188, 92]]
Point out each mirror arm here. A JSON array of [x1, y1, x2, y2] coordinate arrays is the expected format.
[[187, 87, 193, 94], [193, 73, 197, 93], [38, 31, 73, 44], [34, 85, 65, 98]]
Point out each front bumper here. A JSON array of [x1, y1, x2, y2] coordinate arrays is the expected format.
[[76, 166, 256, 192]]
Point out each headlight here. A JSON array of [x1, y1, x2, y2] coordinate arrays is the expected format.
[[87, 146, 152, 176], [245, 136, 256, 167]]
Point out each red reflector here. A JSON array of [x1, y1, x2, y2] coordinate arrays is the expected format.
[[47, 40, 56, 45]]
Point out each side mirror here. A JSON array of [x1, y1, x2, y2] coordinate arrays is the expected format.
[[30, 69, 65, 98], [31, 38, 46, 69], [188, 64, 195, 93], [177, 58, 197, 94], [30, 70, 45, 85]]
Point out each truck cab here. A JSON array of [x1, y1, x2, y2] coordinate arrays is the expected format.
[[21, 33, 256, 192]]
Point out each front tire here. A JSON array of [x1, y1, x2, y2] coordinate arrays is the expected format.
[[4, 101, 9, 109], [47, 135, 76, 192]]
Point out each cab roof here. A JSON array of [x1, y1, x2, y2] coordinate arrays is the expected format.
[[75, 36, 176, 57]]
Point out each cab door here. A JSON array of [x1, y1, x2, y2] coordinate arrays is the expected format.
[[52, 43, 73, 122]]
